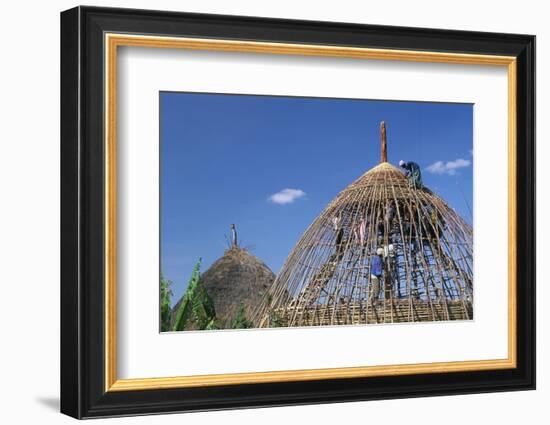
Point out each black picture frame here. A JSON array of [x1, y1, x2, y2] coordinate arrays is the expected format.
[[60, 5, 535, 419]]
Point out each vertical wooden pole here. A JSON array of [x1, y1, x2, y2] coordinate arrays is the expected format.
[[380, 121, 388, 163]]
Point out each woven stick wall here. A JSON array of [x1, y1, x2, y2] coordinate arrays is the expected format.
[[254, 122, 473, 327]]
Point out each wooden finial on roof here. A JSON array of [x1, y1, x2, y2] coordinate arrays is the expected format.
[[230, 223, 238, 247], [380, 121, 388, 163]]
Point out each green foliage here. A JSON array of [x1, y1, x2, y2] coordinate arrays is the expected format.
[[205, 318, 219, 330], [231, 304, 254, 329], [268, 310, 285, 328], [190, 280, 216, 330], [160, 273, 173, 332], [172, 259, 217, 331], [264, 294, 284, 328]]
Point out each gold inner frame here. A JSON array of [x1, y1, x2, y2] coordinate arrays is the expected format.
[[104, 33, 517, 392]]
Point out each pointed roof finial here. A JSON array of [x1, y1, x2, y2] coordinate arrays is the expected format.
[[230, 223, 238, 247], [380, 121, 388, 163]]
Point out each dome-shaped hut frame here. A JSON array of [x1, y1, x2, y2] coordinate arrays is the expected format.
[[255, 122, 473, 327]]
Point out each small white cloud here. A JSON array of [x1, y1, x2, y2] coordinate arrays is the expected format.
[[426, 161, 446, 174], [268, 188, 306, 205], [426, 158, 471, 176]]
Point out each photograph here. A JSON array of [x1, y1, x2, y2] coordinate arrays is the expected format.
[[160, 92, 474, 332]]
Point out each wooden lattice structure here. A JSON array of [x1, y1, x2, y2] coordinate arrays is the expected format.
[[254, 122, 473, 327]]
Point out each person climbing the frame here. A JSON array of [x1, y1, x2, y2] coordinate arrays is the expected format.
[[332, 215, 345, 258], [384, 244, 399, 298], [369, 247, 384, 303], [399, 160, 423, 189]]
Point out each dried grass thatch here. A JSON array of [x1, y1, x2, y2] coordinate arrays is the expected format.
[[202, 246, 275, 328]]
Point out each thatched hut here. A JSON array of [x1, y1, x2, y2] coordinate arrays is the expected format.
[[254, 122, 473, 327], [172, 244, 275, 329], [201, 246, 275, 328]]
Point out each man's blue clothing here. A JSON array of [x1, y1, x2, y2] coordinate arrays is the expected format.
[[402, 161, 423, 189], [372, 255, 383, 277]]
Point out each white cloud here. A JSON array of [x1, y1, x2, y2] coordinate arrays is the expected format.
[[268, 188, 306, 205], [426, 158, 471, 176]]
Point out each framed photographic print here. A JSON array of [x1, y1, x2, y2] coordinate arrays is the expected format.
[[60, 6, 535, 419]]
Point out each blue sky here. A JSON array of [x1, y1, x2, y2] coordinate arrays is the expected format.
[[160, 92, 473, 305]]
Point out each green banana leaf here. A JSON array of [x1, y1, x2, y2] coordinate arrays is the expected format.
[[172, 259, 217, 331]]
